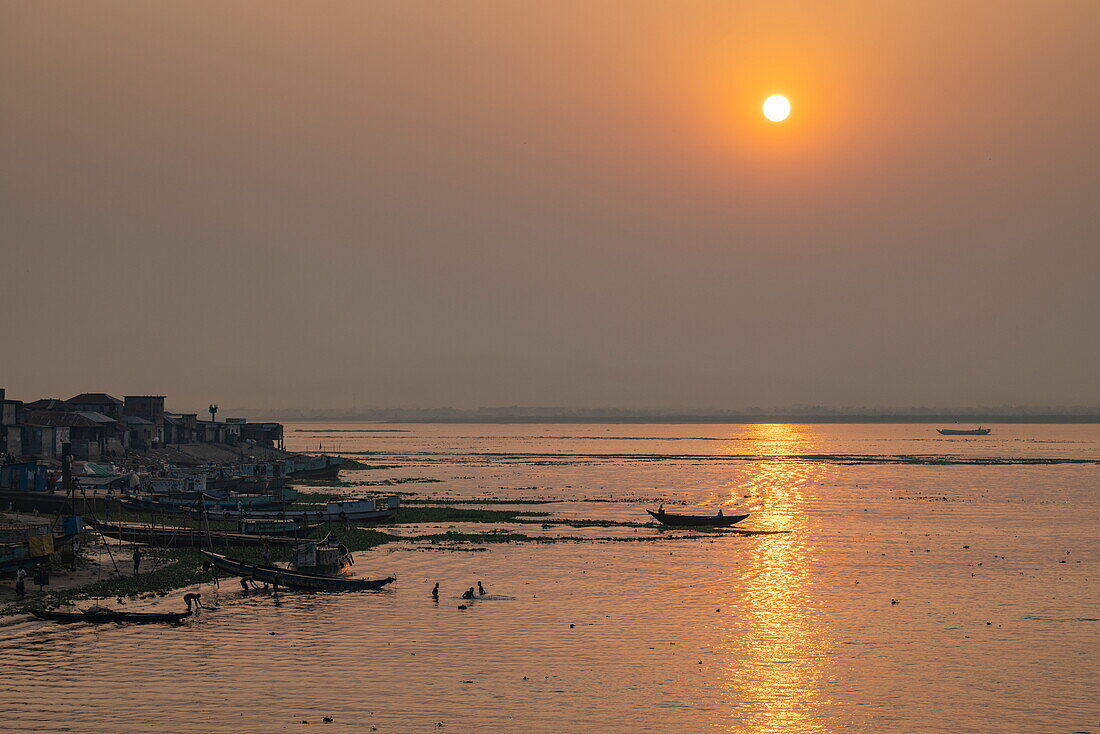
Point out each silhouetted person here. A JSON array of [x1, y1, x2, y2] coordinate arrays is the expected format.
[[462, 587, 475, 599], [658, 505, 665, 515], [717, 508, 723, 517], [477, 581, 486, 596], [184, 592, 204, 611], [431, 583, 439, 601], [14, 568, 27, 597], [33, 564, 49, 592], [132, 547, 142, 576]]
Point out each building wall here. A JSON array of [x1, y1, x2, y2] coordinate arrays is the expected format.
[[1, 425, 21, 458], [1, 401, 21, 426], [123, 396, 165, 420]]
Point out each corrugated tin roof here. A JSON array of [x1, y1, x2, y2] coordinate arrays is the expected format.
[[68, 393, 123, 405], [78, 411, 117, 423], [24, 410, 118, 428], [24, 399, 75, 411]]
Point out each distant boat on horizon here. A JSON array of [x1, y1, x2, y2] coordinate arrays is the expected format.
[[937, 426, 991, 436]]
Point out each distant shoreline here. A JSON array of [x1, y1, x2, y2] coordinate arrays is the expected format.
[[273, 414, 1100, 424]]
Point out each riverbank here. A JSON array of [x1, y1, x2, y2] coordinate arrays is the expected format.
[[0, 492, 684, 617]]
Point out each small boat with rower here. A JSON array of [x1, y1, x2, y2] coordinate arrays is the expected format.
[[647, 508, 750, 527], [937, 426, 991, 435]]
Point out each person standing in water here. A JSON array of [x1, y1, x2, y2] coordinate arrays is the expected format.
[[477, 581, 486, 596], [431, 583, 439, 601]]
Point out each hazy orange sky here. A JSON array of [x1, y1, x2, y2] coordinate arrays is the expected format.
[[2, 2, 1098, 411]]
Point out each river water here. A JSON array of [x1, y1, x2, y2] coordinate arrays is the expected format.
[[1, 423, 1097, 733]]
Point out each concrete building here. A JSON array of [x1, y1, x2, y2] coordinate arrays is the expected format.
[[22, 411, 121, 460], [68, 393, 124, 420], [124, 396, 166, 445], [1, 388, 23, 458]]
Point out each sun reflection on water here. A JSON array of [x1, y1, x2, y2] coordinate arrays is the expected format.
[[717, 424, 839, 732]]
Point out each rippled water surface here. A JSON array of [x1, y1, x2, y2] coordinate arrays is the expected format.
[[1, 423, 1098, 733]]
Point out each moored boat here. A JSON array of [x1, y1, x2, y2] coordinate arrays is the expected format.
[[291, 534, 353, 575], [29, 608, 192, 624], [87, 517, 318, 548], [646, 509, 750, 527], [197, 496, 400, 524], [201, 550, 394, 591], [120, 493, 294, 516], [286, 455, 343, 480]]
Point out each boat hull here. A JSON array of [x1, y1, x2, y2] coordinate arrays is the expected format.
[[195, 505, 398, 524], [647, 510, 750, 527], [201, 550, 394, 591], [88, 518, 318, 547], [937, 428, 991, 435], [30, 608, 191, 624]]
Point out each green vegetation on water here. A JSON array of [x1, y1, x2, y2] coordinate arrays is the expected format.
[[1, 492, 779, 616]]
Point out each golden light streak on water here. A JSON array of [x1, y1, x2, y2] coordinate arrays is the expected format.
[[716, 424, 839, 732]]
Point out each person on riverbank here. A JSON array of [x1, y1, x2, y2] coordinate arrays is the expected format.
[[132, 547, 142, 577], [33, 564, 49, 592], [14, 568, 27, 597]]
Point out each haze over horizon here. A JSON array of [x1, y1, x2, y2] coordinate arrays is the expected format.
[[3, 1, 1098, 412]]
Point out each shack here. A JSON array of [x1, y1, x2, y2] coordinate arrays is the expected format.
[[0, 461, 49, 491]]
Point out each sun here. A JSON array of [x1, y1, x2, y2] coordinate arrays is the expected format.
[[762, 94, 791, 122]]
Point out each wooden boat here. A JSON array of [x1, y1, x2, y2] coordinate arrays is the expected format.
[[119, 498, 294, 519], [127, 493, 294, 512], [286, 456, 343, 480], [291, 534, 352, 575], [87, 518, 318, 548], [237, 518, 316, 537], [647, 509, 750, 527], [30, 608, 191, 624], [937, 427, 991, 435], [201, 550, 395, 591], [196, 497, 400, 524]]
